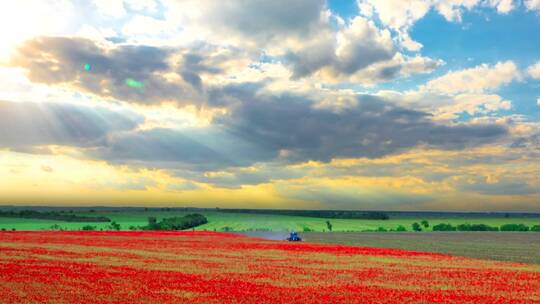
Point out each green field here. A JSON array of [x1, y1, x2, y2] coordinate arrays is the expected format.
[[1, 210, 539, 232]]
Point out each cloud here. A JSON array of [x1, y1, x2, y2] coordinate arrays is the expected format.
[[524, 0, 540, 10], [164, 0, 327, 48], [277, 183, 432, 210], [457, 177, 538, 195], [383, 91, 512, 120], [41, 165, 53, 173], [10, 36, 201, 106], [0, 100, 142, 149], [488, 0, 515, 13], [510, 132, 540, 149], [375, 62, 519, 120], [10, 36, 258, 106], [284, 16, 443, 83], [90, 127, 275, 171], [93, 0, 126, 17], [422, 61, 519, 94], [215, 90, 508, 162], [286, 16, 395, 79], [357, 0, 516, 50], [527, 60, 540, 79], [59, 84, 509, 180]]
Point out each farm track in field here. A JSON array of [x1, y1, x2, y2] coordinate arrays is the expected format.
[[0, 231, 539, 303]]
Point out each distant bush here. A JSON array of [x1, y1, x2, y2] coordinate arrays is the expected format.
[[49, 224, 64, 231], [412, 222, 422, 232], [395, 225, 407, 232], [433, 223, 457, 231], [303, 226, 313, 232], [221, 226, 233, 232], [531, 225, 540, 232], [128, 226, 138, 231], [500, 224, 529, 232], [82, 225, 96, 231], [421, 220, 429, 228], [107, 221, 121, 231], [376, 227, 387, 232], [1, 228, 5, 231], [457, 224, 498, 231]]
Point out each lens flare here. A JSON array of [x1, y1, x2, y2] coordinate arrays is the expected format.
[[125, 78, 144, 88]]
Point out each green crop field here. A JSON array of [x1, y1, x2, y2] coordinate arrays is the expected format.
[[1, 210, 539, 232]]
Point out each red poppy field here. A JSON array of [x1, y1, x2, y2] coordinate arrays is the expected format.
[[0, 231, 538, 303]]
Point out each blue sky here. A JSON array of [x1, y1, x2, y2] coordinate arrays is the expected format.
[[0, 0, 539, 211]]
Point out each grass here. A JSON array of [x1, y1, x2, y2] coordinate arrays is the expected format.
[[0, 211, 539, 232], [301, 232, 540, 264]]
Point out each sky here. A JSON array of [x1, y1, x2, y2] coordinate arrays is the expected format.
[[0, 0, 540, 211]]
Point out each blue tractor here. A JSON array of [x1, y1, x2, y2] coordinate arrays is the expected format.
[[287, 231, 302, 242]]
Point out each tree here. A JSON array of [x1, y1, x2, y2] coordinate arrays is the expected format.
[[500, 224, 529, 232], [148, 217, 157, 229], [82, 225, 96, 231], [433, 223, 457, 231], [396, 225, 407, 232], [108, 221, 121, 231], [146, 214, 208, 231], [412, 222, 422, 232], [326, 220, 333, 232], [421, 220, 429, 228]]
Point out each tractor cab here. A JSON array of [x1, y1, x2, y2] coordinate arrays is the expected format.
[[287, 231, 302, 242]]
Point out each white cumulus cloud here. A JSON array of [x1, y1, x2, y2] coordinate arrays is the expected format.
[[527, 61, 540, 79], [525, 0, 540, 10], [422, 61, 520, 95]]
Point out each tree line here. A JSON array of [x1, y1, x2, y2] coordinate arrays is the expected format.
[[0, 210, 111, 222], [220, 209, 390, 220], [426, 222, 540, 232], [143, 214, 208, 230]]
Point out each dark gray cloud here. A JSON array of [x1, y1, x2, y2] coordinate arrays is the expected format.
[[0, 100, 142, 149], [179, 49, 234, 91], [198, 0, 326, 43], [90, 127, 275, 171], [287, 41, 396, 79], [285, 17, 396, 79], [11, 37, 255, 106], [215, 91, 508, 162], [10, 37, 198, 105], [82, 86, 508, 178]]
